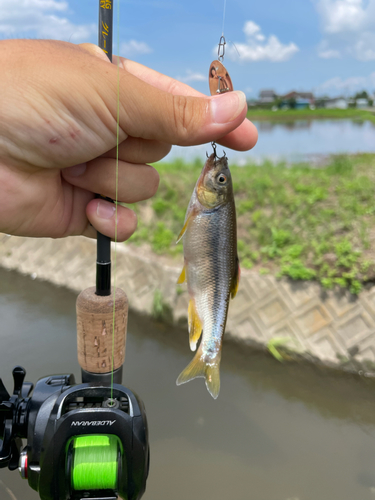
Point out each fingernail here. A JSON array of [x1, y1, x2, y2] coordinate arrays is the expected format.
[[97, 200, 115, 219], [64, 163, 87, 177], [210, 91, 247, 124]]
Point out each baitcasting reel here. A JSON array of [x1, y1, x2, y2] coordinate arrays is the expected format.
[[0, 366, 149, 500]]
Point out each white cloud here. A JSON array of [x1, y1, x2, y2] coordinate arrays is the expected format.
[[315, 0, 375, 60], [318, 41, 341, 58], [226, 20, 299, 63], [316, 0, 366, 33], [353, 32, 375, 60], [176, 70, 206, 83], [0, 0, 95, 42], [319, 48, 341, 58], [243, 21, 261, 37], [316, 72, 375, 95], [120, 40, 152, 57]]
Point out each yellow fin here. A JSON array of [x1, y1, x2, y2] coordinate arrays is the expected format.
[[176, 218, 189, 244], [231, 257, 241, 299], [176, 209, 196, 244], [205, 364, 221, 399], [176, 350, 221, 399], [188, 299, 203, 351], [177, 265, 186, 284]]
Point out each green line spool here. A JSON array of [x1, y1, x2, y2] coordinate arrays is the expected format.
[[70, 435, 120, 491]]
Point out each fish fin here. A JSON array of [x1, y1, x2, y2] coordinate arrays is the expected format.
[[177, 265, 186, 284], [176, 351, 221, 399], [231, 256, 241, 299], [176, 219, 188, 244], [176, 208, 197, 244], [205, 364, 221, 399], [188, 299, 203, 351]]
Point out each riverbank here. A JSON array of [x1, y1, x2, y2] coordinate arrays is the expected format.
[[2, 154, 375, 375], [2, 233, 375, 376], [247, 107, 375, 122], [133, 153, 375, 295]]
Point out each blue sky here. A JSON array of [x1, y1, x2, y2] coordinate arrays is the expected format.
[[3, 0, 375, 98]]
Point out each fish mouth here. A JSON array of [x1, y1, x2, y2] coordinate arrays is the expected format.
[[198, 153, 228, 188], [204, 152, 227, 170]]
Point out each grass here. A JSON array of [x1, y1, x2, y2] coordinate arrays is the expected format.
[[128, 154, 375, 294], [247, 108, 375, 123]]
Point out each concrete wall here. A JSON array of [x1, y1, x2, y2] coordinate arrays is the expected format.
[[1, 233, 375, 372]]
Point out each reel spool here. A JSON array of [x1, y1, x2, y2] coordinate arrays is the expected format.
[[69, 435, 121, 492]]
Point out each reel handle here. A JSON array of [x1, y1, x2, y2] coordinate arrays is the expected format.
[[0, 366, 33, 470]]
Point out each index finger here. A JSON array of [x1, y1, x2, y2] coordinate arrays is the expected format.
[[117, 57, 257, 152]]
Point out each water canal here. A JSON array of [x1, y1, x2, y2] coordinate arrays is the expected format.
[[168, 119, 375, 164], [2, 268, 375, 499]]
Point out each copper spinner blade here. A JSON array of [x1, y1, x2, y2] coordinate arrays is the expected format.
[[208, 60, 233, 96]]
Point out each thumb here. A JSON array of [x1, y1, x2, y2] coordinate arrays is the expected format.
[[80, 43, 248, 147], [95, 65, 248, 147]]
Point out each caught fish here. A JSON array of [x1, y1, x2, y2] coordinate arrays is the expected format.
[[176, 153, 240, 399]]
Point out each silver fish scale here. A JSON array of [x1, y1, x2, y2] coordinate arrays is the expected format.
[[184, 200, 237, 361]]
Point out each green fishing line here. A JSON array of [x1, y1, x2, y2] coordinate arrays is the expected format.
[[71, 435, 119, 491]]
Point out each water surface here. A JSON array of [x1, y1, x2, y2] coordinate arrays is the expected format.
[[1, 268, 375, 500], [167, 119, 375, 164]]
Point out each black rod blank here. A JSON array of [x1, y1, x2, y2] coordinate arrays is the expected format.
[[98, 1, 113, 62], [96, 1, 114, 296]]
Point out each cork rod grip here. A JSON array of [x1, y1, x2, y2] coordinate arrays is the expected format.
[[76, 287, 128, 374]]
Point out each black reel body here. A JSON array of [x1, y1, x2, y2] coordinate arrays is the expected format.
[[0, 367, 149, 500]]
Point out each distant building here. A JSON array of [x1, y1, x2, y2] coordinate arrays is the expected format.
[[283, 91, 315, 102], [356, 98, 369, 108], [281, 91, 315, 109], [325, 97, 348, 109], [259, 89, 277, 103]]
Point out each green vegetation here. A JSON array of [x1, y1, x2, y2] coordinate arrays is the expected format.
[[152, 289, 173, 323], [128, 154, 375, 294], [267, 337, 303, 362], [247, 108, 375, 122]]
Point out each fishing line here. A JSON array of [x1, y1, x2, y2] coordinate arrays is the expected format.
[[111, 0, 121, 402], [73, 4, 121, 489], [209, 0, 233, 158], [97, 0, 120, 404], [221, 0, 227, 36]]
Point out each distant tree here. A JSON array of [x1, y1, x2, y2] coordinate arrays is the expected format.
[[287, 97, 297, 109], [315, 98, 326, 108], [354, 90, 369, 100]]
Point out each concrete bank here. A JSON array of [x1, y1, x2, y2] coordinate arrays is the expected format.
[[1, 233, 375, 372]]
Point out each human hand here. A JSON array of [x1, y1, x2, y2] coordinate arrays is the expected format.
[[0, 40, 257, 240]]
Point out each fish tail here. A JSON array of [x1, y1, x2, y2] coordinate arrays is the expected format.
[[176, 349, 221, 399]]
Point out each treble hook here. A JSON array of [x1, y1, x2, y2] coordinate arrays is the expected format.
[[211, 141, 217, 158], [217, 35, 226, 61]]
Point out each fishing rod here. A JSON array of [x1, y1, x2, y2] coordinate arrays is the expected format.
[[0, 2, 150, 499], [96, 0, 114, 297]]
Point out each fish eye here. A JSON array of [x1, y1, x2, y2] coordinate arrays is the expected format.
[[217, 174, 227, 184]]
